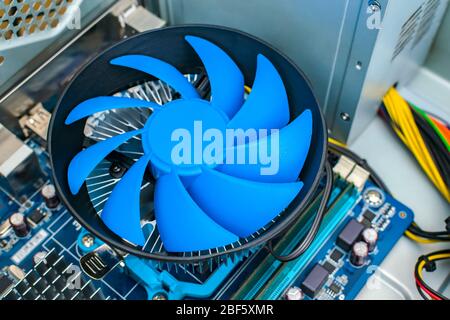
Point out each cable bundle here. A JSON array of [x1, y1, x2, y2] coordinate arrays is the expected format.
[[415, 249, 450, 300], [406, 221, 450, 243], [380, 87, 450, 202]]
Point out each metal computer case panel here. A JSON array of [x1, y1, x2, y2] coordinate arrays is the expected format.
[[154, 0, 448, 142], [0, 0, 117, 98], [343, 0, 448, 142]]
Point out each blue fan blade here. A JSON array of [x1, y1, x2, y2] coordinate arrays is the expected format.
[[218, 110, 313, 183], [101, 155, 150, 247], [185, 36, 244, 119], [154, 173, 238, 252], [65, 96, 159, 125], [110, 55, 199, 99], [228, 54, 289, 131], [188, 169, 303, 238], [68, 129, 143, 195]]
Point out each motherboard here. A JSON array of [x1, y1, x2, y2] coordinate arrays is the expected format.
[[0, 132, 413, 300]]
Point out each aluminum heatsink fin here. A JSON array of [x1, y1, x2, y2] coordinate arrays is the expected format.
[[111, 55, 200, 99], [67, 129, 143, 195]]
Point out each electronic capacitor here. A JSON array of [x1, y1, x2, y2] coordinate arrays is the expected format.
[[9, 213, 29, 237], [350, 241, 369, 267], [362, 228, 378, 252], [41, 184, 60, 209], [285, 286, 304, 300]]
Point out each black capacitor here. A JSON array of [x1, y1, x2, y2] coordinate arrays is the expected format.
[[9, 212, 29, 237], [350, 241, 369, 267], [41, 184, 60, 209]]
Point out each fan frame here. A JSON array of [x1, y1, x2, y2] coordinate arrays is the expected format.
[[48, 25, 328, 263]]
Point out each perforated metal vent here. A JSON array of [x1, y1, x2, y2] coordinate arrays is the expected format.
[[391, 5, 423, 61], [0, 0, 82, 47], [413, 0, 441, 47]]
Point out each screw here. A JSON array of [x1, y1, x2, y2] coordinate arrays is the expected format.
[[368, 1, 381, 13], [82, 234, 95, 248], [152, 293, 167, 300], [340, 113, 351, 122], [109, 163, 126, 178], [356, 61, 363, 70]]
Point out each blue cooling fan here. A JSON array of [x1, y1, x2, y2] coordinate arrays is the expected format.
[[64, 36, 313, 253]]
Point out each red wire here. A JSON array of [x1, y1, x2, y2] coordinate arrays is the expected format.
[[415, 278, 442, 300]]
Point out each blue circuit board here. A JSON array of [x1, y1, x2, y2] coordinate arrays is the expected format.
[[205, 180, 413, 300], [0, 140, 147, 300], [256, 184, 414, 300], [301, 188, 414, 300], [0, 138, 414, 300]]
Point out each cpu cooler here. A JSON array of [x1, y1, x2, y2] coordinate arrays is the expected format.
[[49, 26, 326, 262]]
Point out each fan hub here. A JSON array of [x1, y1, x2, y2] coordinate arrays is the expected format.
[[143, 99, 228, 176]]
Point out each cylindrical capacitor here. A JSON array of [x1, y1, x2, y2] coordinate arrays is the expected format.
[[9, 212, 29, 237], [285, 286, 304, 300], [350, 241, 369, 267], [362, 228, 378, 252], [41, 184, 60, 209]]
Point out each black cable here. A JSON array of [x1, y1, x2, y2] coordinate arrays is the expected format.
[[268, 161, 333, 262], [412, 106, 450, 164], [379, 103, 450, 240], [381, 101, 450, 190], [408, 110, 450, 240], [330, 135, 448, 240], [415, 249, 450, 300], [413, 108, 450, 163], [409, 224, 449, 237], [408, 223, 450, 241], [411, 107, 450, 188], [416, 284, 430, 300]]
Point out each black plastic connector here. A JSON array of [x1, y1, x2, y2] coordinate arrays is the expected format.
[[420, 255, 437, 272]]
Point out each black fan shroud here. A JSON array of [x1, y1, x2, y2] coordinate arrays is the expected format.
[[48, 25, 327, 263]]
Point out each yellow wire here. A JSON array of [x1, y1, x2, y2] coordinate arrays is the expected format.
[[384, 92, 417, 149], [391, 90, 437, 175], [404, 230, 440, 244], [388, 91, 428, 165], [382, 88, 450, 202], [392, 89, 444, 183], [394, 106, 449, 200], [417, 253, 450, 279], [384, 95, 409, 145], [328, 138, 347, 148]]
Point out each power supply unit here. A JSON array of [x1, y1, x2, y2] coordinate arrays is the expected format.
[[152, 0, 448, 142]]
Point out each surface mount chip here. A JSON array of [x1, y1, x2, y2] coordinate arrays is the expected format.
[[301, 264, 330, 298]]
